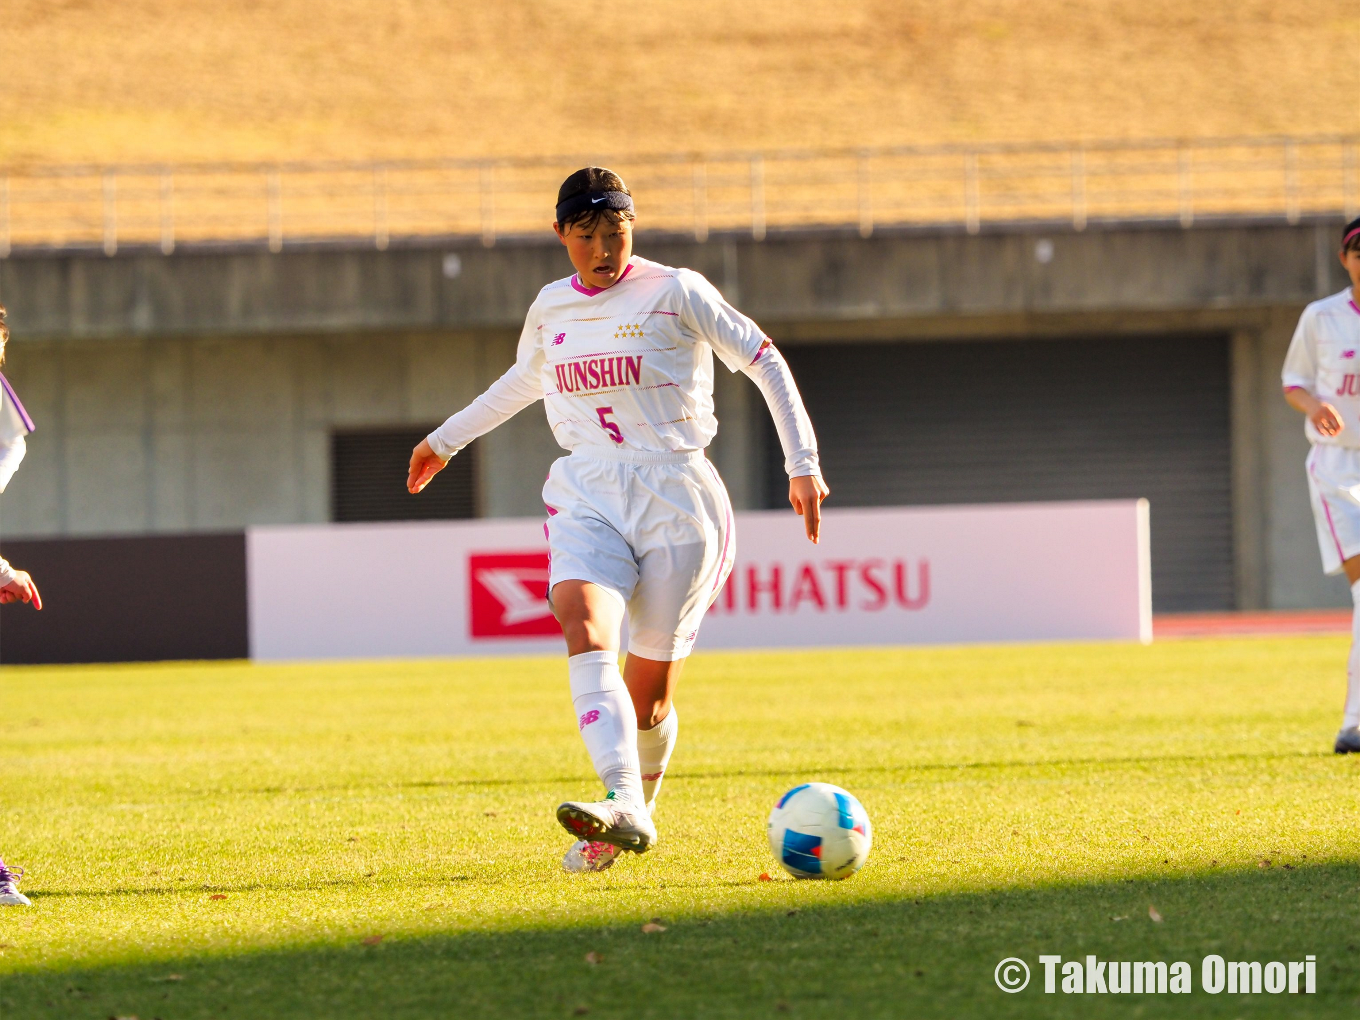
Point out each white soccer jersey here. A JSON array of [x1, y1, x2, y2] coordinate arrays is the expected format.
[[511, 256, 766, 455], [1282, 289, 1360, 448]]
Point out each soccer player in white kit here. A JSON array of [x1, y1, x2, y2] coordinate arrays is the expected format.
[[1283, 216, 1360, 753], [0, 304, 41, 906], [407, 168, 828, 869]]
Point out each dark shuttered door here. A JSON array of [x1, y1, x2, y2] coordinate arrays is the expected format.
[[332, 428, 478, 522], [768, 335, 1233, 612]]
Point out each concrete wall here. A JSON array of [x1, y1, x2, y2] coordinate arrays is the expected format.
[[0, 329, 551, 534], [0, 218, 1354, 607], [0, 325, 765, 536]]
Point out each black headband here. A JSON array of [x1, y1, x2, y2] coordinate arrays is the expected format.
[[555, 190, 634, 225]]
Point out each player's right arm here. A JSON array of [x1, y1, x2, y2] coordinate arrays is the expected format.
[[1281, 305, 1343, 437], [408, 304, 547, 494], [1284, 387, 1343, 436]]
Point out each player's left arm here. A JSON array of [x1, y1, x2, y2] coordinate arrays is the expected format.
[[0, 557, 40, 609], [743, 340, 829, 543], [677, 273, 829, 543]]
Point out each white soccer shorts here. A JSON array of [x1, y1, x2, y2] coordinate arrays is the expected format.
[[1306, 444, 1360, 575], [543, 447, 735, 661]]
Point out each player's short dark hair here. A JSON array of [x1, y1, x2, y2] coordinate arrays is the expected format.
[[1343, 216, 1360, 254], [0, 304, 8, 366], [555, 167, 635, 232]]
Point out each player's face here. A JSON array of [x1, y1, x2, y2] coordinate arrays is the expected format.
[[554, 215, 634, 290], [1341, 244, 1360, 294]]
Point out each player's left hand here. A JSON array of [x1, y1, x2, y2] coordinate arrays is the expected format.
[[0, 570, 42, 610], [789, 474, 830, 544], [407, 438, 449, 494]]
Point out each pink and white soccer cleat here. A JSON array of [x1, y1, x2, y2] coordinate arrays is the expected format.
[[562, 840, 622, 873], [555, 790, 656, 853]]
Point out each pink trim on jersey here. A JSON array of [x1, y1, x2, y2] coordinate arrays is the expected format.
[[705, 460, 735, 593], [1349, 298, 1360, 318], [570, 262, 634, 296], [1307, 451, 1348, 565], [557, 345, 677, 361]]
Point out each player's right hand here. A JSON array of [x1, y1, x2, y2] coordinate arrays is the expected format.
[[1311, 401, 1344, 437], [407, 438, 449, 494], [0, 570, 42, 610]]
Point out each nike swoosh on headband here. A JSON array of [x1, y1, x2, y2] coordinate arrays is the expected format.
[[591, 196, 606, 204]]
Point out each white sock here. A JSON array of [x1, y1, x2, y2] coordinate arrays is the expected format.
[[1346, 580, 1360, 730], [568, 651, 644, 808], [637, 707, 679, 813]]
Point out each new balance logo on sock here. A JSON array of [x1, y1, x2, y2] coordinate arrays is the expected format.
[[642, 770, 664, 781], [578, 709, 601, 730]]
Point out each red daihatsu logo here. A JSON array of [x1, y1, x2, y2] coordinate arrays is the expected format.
[[468, 553, 562, 638]]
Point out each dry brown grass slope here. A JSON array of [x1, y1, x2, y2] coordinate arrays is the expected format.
[[3, 0, 1358, 165]]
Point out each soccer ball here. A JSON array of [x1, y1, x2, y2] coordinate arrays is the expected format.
[[767, 782, 872, 880]]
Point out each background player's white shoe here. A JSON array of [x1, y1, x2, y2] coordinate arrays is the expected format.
[[562, 840, 621, 873], [0, 860, 30, 906], [556, 791, 656, 852]]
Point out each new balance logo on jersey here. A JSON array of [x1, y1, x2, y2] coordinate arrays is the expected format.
[[1344, 350, 1356, 359], [552, 332, 566, 345], [553, 355, 643, 395]]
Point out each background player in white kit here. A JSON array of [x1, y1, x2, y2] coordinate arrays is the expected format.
[[0, 304, 42, 906], [407, 168, 828, 870], [1283, 216, 1360, 753]]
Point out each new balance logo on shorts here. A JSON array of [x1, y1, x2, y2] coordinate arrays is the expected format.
[[579, 709, 601, 730]]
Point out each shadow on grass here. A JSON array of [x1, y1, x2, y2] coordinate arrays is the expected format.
[[200, 750, 1345, 800], [4, 864, 1359, 1020], [28, 874, 476, 899]]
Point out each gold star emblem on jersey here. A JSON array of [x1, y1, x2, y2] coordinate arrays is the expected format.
[[613, 323, 645, 341]]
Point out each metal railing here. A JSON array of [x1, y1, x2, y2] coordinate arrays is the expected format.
[[1, 135, 1358, 256]]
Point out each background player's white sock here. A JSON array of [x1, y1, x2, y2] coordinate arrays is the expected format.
[[1345, 579, 1360, 730], [568, 651, 645, 808], [637, 706, 679, 814]]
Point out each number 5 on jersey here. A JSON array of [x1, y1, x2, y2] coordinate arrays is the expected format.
[[596, 406, 624, 444]]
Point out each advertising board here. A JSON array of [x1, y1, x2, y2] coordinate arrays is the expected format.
[[246, 500, 1150, 660]]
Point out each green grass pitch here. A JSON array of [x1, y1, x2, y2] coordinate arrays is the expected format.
[[2, 638, 1359, 1018]]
